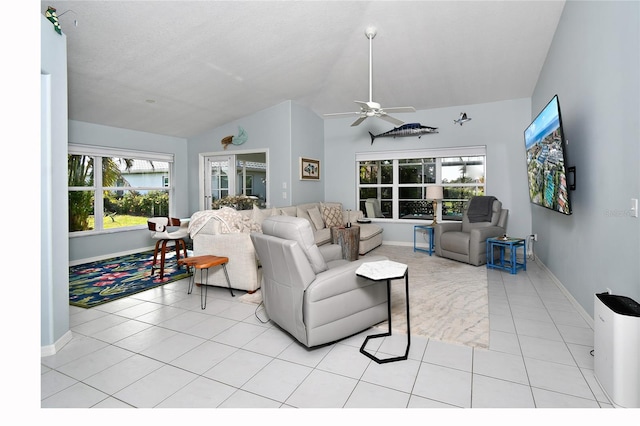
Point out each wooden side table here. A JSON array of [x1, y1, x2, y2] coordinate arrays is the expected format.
[[178, 255, 235, 309], [331, 225, 360, 261]]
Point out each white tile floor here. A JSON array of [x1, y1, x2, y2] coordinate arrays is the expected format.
[[42, 250, 614, 412]]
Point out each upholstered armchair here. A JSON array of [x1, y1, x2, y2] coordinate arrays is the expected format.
[[250, 215, 389, 347], [148, 217, 189, 279], [364, 198, 388, 218], [434, 196, 509, 266]]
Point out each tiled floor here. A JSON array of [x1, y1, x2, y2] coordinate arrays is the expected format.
[[42, 250, 613, 411]]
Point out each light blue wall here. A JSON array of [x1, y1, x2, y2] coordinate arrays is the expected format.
[[41, 15, 69, 347], [187, 101, 293, 212], [291, 101, 325, 204], [68, 120, 188, 263], [531, 0, 640, 315], [324, 98, 533, 244], [187, 100, 325, 211]]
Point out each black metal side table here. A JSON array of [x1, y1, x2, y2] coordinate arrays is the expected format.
[[356, 260, 410, 363]]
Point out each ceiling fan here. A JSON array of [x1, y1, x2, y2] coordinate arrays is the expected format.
[[324, 27, 416, 127]]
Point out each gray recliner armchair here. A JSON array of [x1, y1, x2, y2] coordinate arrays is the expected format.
[[434, 196, 508, 266], [250, 215, 389, 347]]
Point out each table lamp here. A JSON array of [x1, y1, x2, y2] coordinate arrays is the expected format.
[[426, 186, 444, 225]]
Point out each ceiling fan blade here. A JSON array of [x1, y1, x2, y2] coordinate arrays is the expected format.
[[323, 112, 360, 117], [378, 114, 405, 126], [382, 106, 416, 113], [351, 116, 367, 127]]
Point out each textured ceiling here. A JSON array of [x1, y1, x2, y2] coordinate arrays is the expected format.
[[42, 1, 565, 138]]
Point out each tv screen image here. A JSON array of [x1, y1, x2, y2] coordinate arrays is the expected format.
[[524, 95, 572, 215]]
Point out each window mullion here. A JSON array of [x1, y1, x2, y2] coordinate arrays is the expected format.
[[94, 156, 104, 231], [168, 161, 174, 217], [435, 157, 442, 222], [392, 159, 399, 219]]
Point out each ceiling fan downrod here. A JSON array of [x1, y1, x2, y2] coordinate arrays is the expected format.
[[365, 27, 377, 105]]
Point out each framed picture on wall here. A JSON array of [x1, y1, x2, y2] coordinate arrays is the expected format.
[[300, 157, 320, 181]]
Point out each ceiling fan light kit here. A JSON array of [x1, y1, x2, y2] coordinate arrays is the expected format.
[[324, 26, 416, 127]]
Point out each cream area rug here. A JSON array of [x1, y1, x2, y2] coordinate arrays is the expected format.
[[368, 245, 489, 349], [239, 244, 489, 349]]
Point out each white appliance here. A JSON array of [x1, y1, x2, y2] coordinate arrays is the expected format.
[[594, 292, 640, 408]]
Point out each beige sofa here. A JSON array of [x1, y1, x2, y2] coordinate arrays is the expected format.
[[188, 202, 383, 293]]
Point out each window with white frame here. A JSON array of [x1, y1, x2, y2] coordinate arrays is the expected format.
[[356, 146, 486, 221], [68, 145, 174, 233]]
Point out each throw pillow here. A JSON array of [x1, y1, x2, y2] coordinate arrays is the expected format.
[[323, 206, 343, 227], [321, 202, 343, 212], [307, 206, 325, 230], [251, 205, 276, 226]]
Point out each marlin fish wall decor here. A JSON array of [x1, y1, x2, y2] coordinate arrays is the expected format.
[[369, 123, 438, 144]]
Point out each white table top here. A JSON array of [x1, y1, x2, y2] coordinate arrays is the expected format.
[[356, 260, 408, 281]]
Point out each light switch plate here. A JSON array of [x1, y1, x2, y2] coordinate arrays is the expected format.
[[632, 198, 638, 217]]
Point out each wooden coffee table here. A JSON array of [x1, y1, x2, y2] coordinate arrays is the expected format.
[[178, 255, 235, 309]]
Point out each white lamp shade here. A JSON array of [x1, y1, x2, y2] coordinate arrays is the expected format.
[[426, 186, 443, 200]]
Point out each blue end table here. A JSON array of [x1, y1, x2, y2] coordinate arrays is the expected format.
[[486, 237, 526, 274], [413, 225, 434, 255]]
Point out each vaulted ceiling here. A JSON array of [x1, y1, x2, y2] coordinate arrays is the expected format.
[[42, 1, 565, 138]]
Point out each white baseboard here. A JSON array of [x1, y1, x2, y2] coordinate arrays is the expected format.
[[69, 246, 156, 266], [41, 330, 73, 357], [534, 255, 594, 329], [381, 240, 413, 247]]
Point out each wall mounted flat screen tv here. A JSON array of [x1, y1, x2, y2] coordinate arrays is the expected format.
[[524, 95, 572, 215]]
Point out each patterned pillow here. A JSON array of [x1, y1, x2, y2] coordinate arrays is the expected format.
[[322, 206, 343, 227], [321, 202, 343, 211]]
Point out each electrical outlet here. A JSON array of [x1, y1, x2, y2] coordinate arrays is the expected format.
[[533, 234, 538, 241]]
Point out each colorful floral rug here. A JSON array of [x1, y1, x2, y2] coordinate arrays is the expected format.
[[69, 250, 192, 308]]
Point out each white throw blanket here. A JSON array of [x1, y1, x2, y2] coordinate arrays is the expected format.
[[188, 207, 261, 237]]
